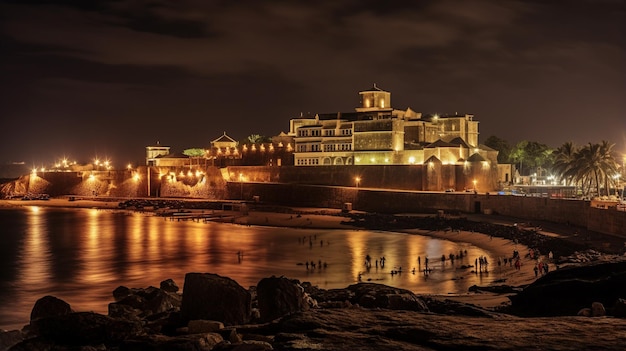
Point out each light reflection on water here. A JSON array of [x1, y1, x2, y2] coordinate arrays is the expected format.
[[0, 207, 496, 330]]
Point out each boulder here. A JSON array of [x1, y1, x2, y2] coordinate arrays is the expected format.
[[108, 302, 141, 320], [256, 276, 310, 322], [0, 329, 25, 351], [218, 327, 242, 344], [161, 278, 180, 293], [345, 283, 429, 312], [113, 286, 132, 302], [144, 289, 182, 315], [591, 302, 606, 317], [509, 258, 626, 316], [422, 297, 497, 317], [181, 273, 251, 326], [188, 320, 224, 334], [33, 312, 143, 345], [611, 298, 626, 318], [30, 295, 72, 322], [110, 285, 181, 319]]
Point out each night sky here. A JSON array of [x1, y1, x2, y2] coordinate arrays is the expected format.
[[1, 0, 624, 168]]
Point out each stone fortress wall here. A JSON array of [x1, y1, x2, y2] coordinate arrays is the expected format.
[[3, 166, 623, 237]]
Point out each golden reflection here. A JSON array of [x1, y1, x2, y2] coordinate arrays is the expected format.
[[81, 209, 106, 284], [345, 231, 366, 281], [128, 214, 143, 263], [19, 206, 51, 289]]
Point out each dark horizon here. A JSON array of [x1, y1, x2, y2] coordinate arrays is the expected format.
[[1, 0, 624, 167]]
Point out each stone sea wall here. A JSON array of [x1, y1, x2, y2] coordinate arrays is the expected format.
[[229, 182, 626, 238]]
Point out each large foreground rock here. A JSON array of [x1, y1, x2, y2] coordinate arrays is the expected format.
[[257, 276, 310, 322], [345, 283, 429, 312], [271, 307, 626, 351], [509, 258, 626, 316], [30, 295, 72, 322], [31, 312, 143, 345], [181, 273, 251, 326]]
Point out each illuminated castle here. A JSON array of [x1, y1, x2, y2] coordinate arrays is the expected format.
[[289, 84, 493, 167]]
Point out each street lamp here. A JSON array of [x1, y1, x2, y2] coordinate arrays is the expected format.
[[355, 177, 361, 188]]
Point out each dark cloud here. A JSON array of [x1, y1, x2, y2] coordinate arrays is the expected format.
[[0, 0, 624, 166]]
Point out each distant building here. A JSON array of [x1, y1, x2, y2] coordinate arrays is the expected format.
[[211, 132, 238, 150], [289, 85, 486, 167], [146, 142, 171, 166], [207, 132, 241, 167]]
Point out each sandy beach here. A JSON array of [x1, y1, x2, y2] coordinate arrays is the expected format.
[[230, 208, 541, 308]]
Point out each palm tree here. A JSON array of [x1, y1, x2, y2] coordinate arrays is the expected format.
[[509, 141, 528, 177], [553, 142, 577, 186], [570, 141, 619, 197], [598, 140, 620, 196]]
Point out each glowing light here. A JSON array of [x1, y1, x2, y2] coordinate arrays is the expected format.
[[195, 170, 202, 177], [127, 164, 132, 170], [133, 173, 140, 182], [355, 177, 361, 188], [89, 174, 95, 181], [408, 156, 415, 164], [31, 168, 37, 176]]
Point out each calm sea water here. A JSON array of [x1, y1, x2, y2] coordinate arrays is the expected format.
[[0, 206, 495, 330]]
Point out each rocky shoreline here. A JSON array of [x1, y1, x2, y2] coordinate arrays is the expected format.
[[2, 202, 626, 350], [2, 258, 626, 351]]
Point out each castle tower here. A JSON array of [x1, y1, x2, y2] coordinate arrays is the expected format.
[[355, 83, 392, 112]]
